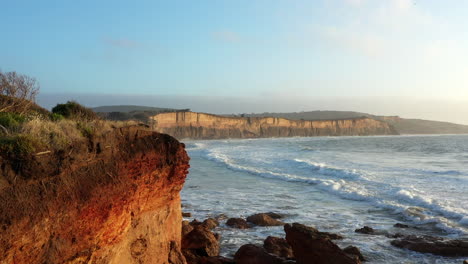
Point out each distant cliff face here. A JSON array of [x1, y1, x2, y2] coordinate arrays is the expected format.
[[0, 126, 189, 264], [151, 112, 398, 139]]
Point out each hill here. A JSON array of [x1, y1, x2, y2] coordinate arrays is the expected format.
[[93, 105, 189, 123]]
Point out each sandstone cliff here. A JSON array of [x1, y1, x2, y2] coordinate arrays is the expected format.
[[0, 126, 189, 264], [151, 112, 398, 139]]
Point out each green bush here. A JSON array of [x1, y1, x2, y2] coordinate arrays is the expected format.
[[50, 113, 64, 121], [52, 101, 98, 121], [0, 112, 26, 130], [0, 135, 40, 158]]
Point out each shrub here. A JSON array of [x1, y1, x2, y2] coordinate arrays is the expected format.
[[0, 112, 26, 132], [0, 135, 41, 158], [52, 101, 98, 121], [50, 113, 64, 121]]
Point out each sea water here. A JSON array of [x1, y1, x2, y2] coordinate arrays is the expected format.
[[181, 135, 468, 263]]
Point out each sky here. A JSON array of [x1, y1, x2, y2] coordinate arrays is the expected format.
[[2, 0, 468, 124]]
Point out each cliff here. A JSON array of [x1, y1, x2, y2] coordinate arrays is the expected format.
[[0, 126, 190, 264], [151, 112, 398, 139]]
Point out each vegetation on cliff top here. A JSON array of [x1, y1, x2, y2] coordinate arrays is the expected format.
[[0, 71, 139, 162]]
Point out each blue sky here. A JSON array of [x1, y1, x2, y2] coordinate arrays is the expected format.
[[2, 0, 468, 123]]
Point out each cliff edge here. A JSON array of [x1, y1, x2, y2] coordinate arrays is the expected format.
[[151, 112, 398, 139], [0, 126, 190, 264]]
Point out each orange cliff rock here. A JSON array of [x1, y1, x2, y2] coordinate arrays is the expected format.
[[151, 112, 399, 139], [0, 126, 190, 264]]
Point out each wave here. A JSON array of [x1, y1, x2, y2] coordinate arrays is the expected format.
[[292, 159, 364, 180], [202, 149, 468, 235]]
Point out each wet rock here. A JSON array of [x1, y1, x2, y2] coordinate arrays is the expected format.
[[343, 246, 365, 261], [284, 223, 360, 264], [391, 235, 468, 257], [226, 218, 250, 229], [247, 213, 284, 226], [263, 236, 294, 259], [182, 221, 194, 237], [182, 225, 220, 257], [394, 223, 409, 228], [355, 226, 375, 235], [202, 218, 219, 230], [183, 212, 192, 217], [234, 244, 286, 264], [266, 212, 284, 219], [463, 260, 468, 264]]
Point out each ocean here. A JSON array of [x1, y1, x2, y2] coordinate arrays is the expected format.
[[181, 135, 468, 263]]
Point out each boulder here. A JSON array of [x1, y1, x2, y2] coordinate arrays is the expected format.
[[226, 218, 250, 229], [247, 213, 284, 226], [355, 226, 375, 234], [343, 246, 365, 261], [266, 212, 285, 219], [263, 236, 294, 259], [234, 244, 286, 264], [182, 221, 195, 237], [182, 225, 220, 257], [202, 218, 219, 230], [284, 223, 360, 264], [394, 223, 409, 228], [391, 235, 468, 257], [183, 212, 192, 217], [463, 260, 468, 264]]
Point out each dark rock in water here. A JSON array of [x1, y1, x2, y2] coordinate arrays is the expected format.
[[202, 218, 219, 230], [266, 212, 285, 219], [463, 260, 468, 264], [198, 256, 235, 264], [247, 213, 284, 226], [182, 225, 220, 258], [284, 223, 360, 264], [355, 226, 375, 234], [343, 246, 365, 261], [191, 219, 203, 226], [182, 212, 192, 217], [387, 232, 405, 239], [234, 244, 287, 264], [394, 223, 409, 228], [264, 236, 294, 259], [391, 235, 468, 257], [226, 218, 250, 229]]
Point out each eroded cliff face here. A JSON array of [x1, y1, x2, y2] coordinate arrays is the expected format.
[[151, 112, 398, 139], [0, 126, 189, 264]]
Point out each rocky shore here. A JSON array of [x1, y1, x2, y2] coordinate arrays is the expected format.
[[180, 212, 468, 264]]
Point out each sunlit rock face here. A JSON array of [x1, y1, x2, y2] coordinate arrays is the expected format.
[[0, 126, 190, 264], [151, 112, 398, 139]]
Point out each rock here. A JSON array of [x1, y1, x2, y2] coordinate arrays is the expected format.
[[355, 226, 375, 234], [263, 236, 294, 259], [463, 260, 468, 264], [202, 218, 219, 230], [266, 212, 284, 219], [182, 225, 220, 257], [234, 244, 286, 264], [182, 212, 192, 217], [343, 246, 365, 261], [284, 223, 360, 264], [169, 241, 188, 264], [0, 127, 190, 264], [247, 213, 284, 226], [391, 235, 468, 257], [182, 221, 194, 237], [394, 223, 409, 228], [191, 219, 203, 226], [226, 218, 250, 229]]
